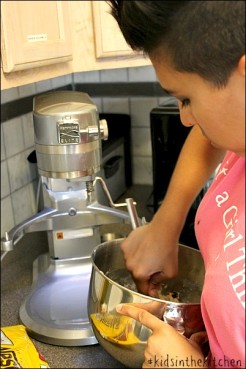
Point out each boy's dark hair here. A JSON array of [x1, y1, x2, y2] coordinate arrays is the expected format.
[[107, 1, 245, 87]]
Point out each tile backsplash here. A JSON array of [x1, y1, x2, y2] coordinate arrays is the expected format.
[[1, 66, 169, 237]]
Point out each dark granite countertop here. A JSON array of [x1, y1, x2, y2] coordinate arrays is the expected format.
[[1, 224, 132, 368]]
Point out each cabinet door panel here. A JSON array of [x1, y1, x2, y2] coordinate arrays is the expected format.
[[1, 1, 72, 73], [92, 1, 136, 58]]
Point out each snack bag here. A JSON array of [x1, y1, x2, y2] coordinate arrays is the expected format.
[[1, 325, 49, 368]]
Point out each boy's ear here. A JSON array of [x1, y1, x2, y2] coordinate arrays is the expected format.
[[238, 55, 245, 77]]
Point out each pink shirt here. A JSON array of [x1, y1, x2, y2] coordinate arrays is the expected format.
[[195, 151, 245, 368]]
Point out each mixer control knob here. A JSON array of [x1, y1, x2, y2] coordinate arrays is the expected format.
[[99, 119, 108, 141]]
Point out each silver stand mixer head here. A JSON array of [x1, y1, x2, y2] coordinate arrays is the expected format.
[[1, 91, 136, 346]]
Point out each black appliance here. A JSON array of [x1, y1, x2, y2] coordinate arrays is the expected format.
[[99, 113, 132, 189], [97, 113, 132, 203], [150, 101, 205, 249]]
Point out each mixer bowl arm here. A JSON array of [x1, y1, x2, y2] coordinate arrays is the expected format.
[[1, 207, 58, 251], [87, 202, 130, 221]]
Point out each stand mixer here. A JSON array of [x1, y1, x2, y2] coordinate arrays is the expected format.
[[1, 91, 135, 346]]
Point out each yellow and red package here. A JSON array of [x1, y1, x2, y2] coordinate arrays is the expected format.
[[1, 325, 49, 368]]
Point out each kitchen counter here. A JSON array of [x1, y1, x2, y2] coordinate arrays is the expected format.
[[1, 225, 133, 368]]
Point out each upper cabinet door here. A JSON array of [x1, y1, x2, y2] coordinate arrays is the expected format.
[[1, 1, 72, 73], [91, 1, 136, 58]]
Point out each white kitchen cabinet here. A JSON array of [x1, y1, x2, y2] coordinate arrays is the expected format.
[[1, 1, 72, 73]]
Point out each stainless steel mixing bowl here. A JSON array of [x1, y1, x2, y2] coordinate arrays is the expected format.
[[88, 239, 205, 368]]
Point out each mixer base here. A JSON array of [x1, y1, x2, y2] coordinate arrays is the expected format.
[[19, 253, 98, 346]]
